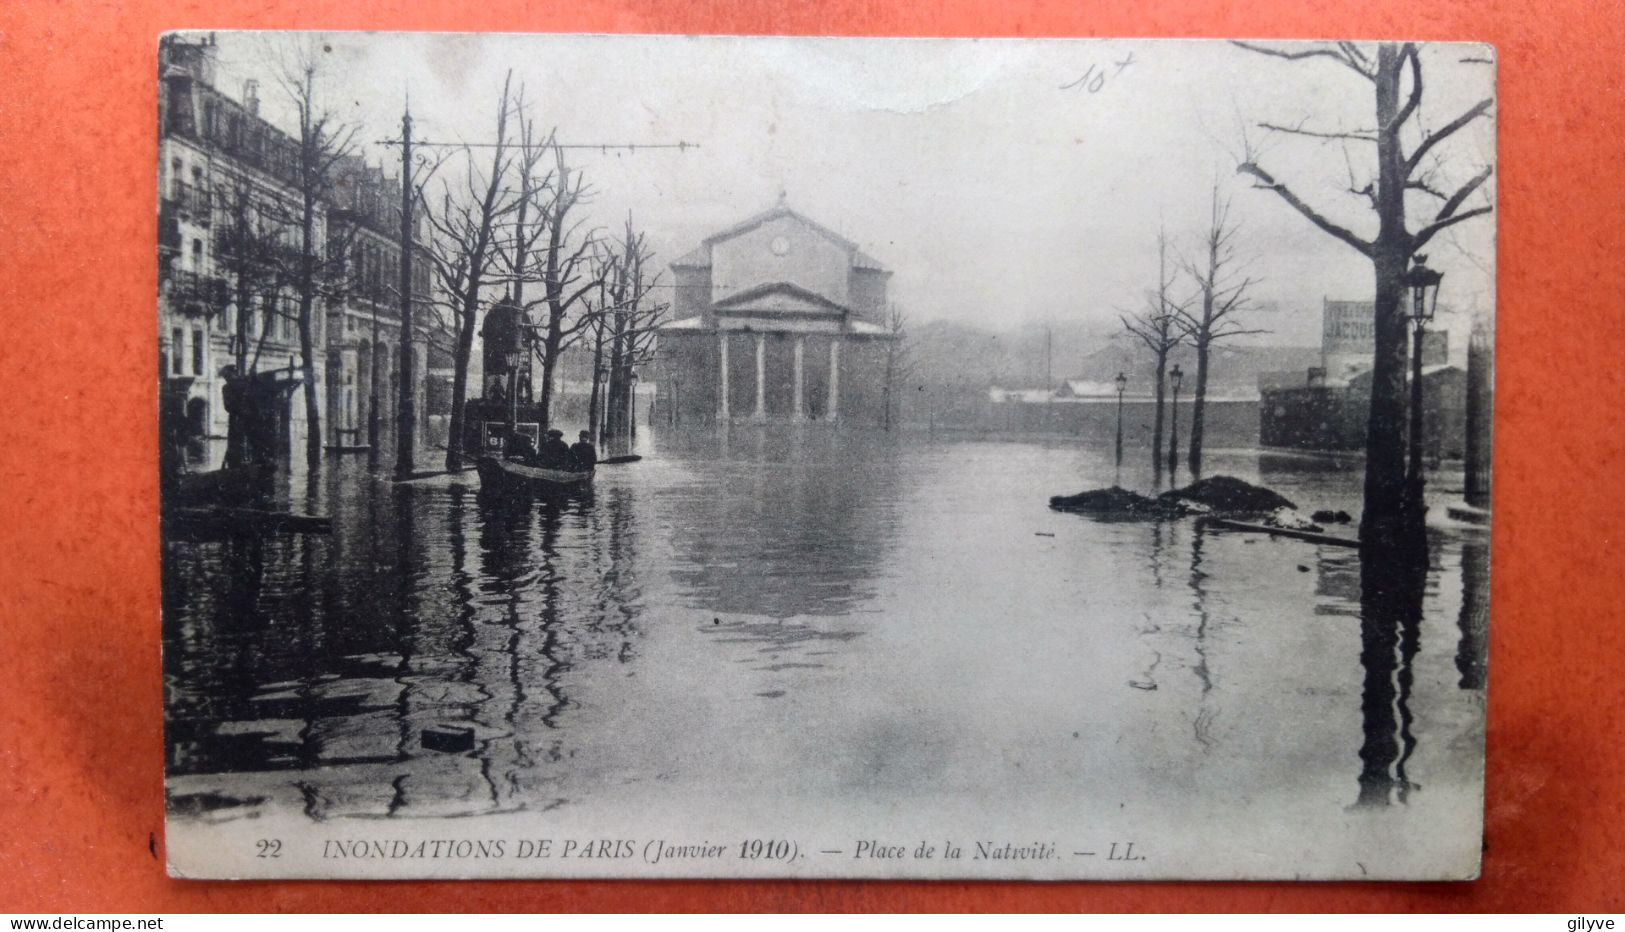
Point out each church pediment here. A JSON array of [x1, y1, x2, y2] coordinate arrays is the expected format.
[[712, 281, 850, 316]]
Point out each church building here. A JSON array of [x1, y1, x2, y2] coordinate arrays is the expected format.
[[653, 199, 895, 426]]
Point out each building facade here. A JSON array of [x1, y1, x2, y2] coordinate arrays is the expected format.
[[159, 34, 432, 464], [654, 200, 896, 427], [324, 156, 434, 452]]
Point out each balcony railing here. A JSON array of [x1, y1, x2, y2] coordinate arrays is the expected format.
[[171, 181, 212, 224], [167, 270, 229, 317]]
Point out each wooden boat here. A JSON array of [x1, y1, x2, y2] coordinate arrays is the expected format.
[[168, 463, 274, 508], [476, 454, 594, 493]]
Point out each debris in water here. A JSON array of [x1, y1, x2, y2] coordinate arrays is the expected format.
[[1159, 475, 1296, 515], [1049, 486, 1177, 518], [1262, 506, 1324, 532], [1052, 475, 1298, 521], [421, 725, 475, 753]]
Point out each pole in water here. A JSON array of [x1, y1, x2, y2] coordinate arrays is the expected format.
[[395, 104, 416, 478]]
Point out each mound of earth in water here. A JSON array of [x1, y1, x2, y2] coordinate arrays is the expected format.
[[1051, 475, 1298, 521], [1048, 486, 1176, 518], [1158, 475, 1297, 516]]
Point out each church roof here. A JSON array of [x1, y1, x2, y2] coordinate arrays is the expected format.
[[668, 200, 890, 272], [712, 280, 852, 315]]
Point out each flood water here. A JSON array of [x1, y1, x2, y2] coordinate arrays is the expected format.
[[162, 429, 1488, 878]]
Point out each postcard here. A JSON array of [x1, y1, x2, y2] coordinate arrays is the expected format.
[[159, 32, 1495, 879]]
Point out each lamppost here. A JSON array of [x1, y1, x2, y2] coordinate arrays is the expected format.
[[503, 348, 521, 442], [1167, 364, 1183, 473], [1114, 371, 1127, 467], [1404, 257, 1444, 512]]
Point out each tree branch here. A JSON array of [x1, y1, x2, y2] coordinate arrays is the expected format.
[[1405, 98, 1494, 174], [1259, 120, 1376, 143], [1232, 40, 1374, 80], [1412, 205, 1493, 251], [1237, 161, 1374, 257], [1411, 164, 1494, 249], [1390, 43, 1423, 133]]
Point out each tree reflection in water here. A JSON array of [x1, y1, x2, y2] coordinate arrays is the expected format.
[[163, 458, 652, 820], [1354, 536, 1427, 807], [1456, 537, 1489, 692]]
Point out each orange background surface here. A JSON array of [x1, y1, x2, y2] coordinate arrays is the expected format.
[[1, 0, 1621, 913]]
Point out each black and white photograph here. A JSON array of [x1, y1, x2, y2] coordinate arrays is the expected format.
[[157, 33, 1496, 880]]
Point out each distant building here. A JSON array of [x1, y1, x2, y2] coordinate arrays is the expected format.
[[1321, 297, 1451, 379], [654, 198, 896, 426], [1259, 298, 1462, 454]]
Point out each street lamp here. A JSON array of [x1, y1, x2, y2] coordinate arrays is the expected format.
[[1167, 364, 1183, 473], [503, 348, 521, 440], [1114, 371, 1127, 467], [1404, 257, 1444, 508]]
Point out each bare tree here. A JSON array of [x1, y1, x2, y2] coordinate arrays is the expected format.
[[496, 94, 555, 412], [1234, 41, 1493, 548], [201, 174, 291, 466], [417, 71, 524, 471], [601, 217, 669, 445], [527, 144, 608, 428], [1176, 183, 1263, 476], [1120, 228, 1187, 472], [273, 47, 362, 470], [881, 304, 912, 431]]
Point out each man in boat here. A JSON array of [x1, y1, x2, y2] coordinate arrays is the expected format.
[[538, 428, 573, 469], [569, 430, 598, 472], [506, 430, 539, 464]]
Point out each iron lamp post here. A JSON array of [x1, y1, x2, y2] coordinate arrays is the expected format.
[[1114, 371, 1127, 467], [1404, 258, 1444, 509]]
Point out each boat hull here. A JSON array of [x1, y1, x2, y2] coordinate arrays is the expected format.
[[476, 455, 594, 493]]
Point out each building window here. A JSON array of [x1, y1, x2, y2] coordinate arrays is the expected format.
[[171, 329, 185, 375], [192, 328, 204, 375], [192, 238, 203, 269]]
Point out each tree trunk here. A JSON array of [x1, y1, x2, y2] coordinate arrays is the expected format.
[[225, 276, 252, 469], [1188, 342, 1210, 476], [299, 293, 321, 470], [1361, 43, 1423, 552], [445, 300, 478, 471], [538, 312, 563, 428], [1151, 352, 1167, 472], [587, 324, 605, 444], [604, 306, 629, 442]]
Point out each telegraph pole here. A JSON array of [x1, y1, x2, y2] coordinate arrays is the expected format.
[[394, 105, 416, 479]]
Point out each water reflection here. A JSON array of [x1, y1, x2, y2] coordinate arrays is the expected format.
[[658, 427, 902, 619], [1456, 537, 1489, 691], [164, 432, 1487, 842], [1353, 540, 1427, 808], [163, 462, 651, 819]]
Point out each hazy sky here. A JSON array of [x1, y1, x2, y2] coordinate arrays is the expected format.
[[201, 33, 1496, 347]]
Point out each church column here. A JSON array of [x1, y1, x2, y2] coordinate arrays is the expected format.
[[827, 338, 841, 423], [753, 333, 767, 421], [717, 331, 730, 421], [792, 337, 805, 421]]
